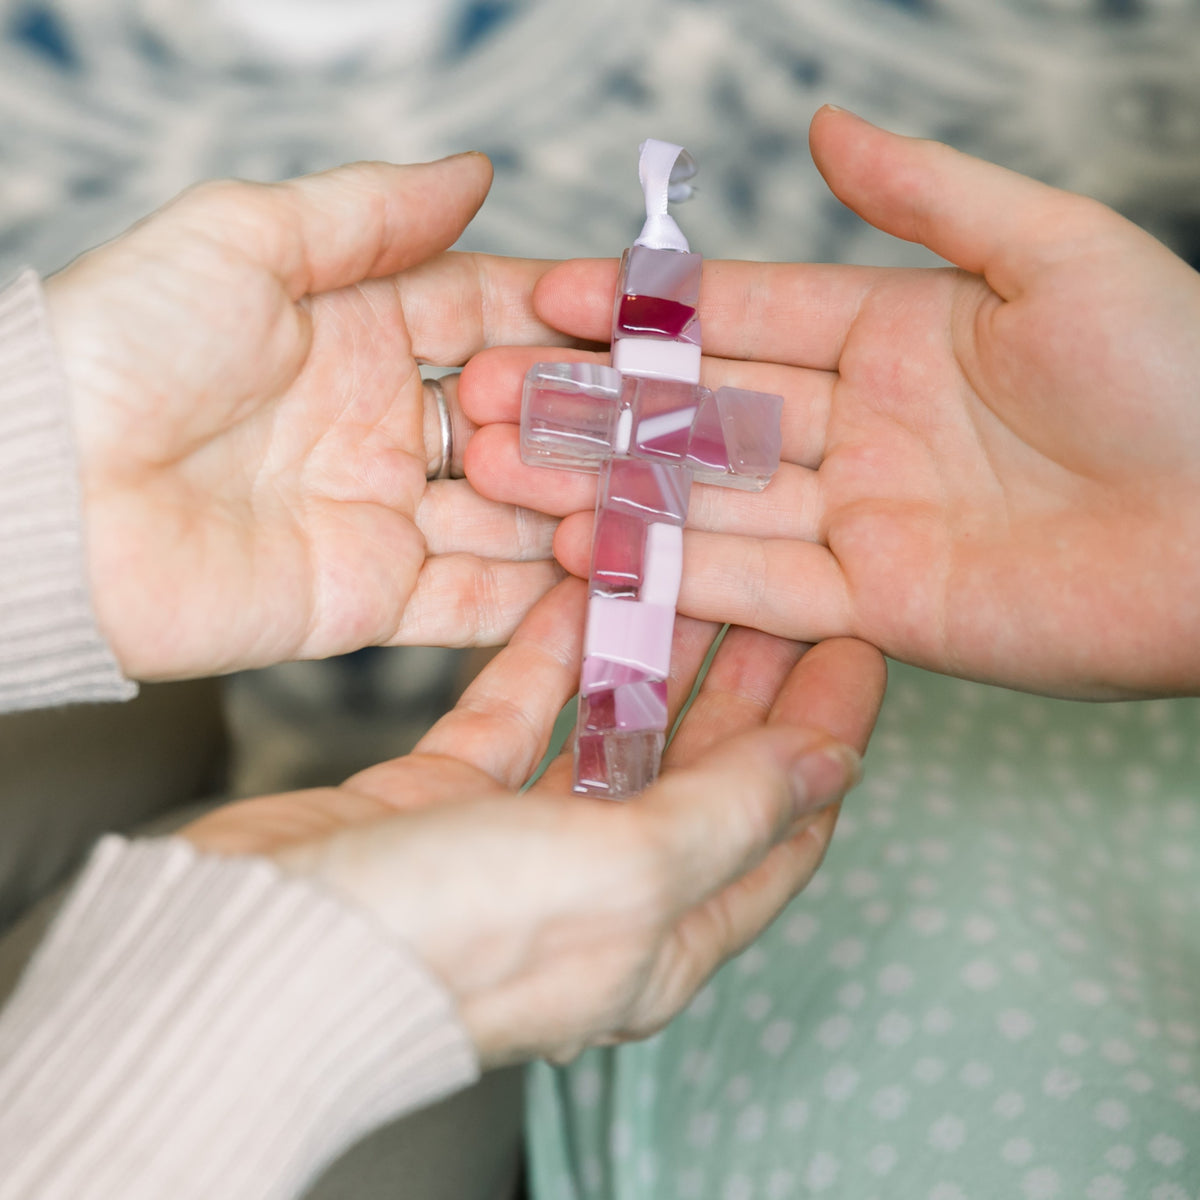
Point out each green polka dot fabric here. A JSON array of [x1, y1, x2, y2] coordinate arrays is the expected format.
[[526, 662, 1200, 1200]]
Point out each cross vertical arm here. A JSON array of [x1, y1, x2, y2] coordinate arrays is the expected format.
[[519, 141, 783, 798]]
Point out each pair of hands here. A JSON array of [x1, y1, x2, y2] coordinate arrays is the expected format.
[[43, 107, 1200, 1061], [44, 136, 876, 1063], [185, 583, 880, 1066], [52, 107, 1200, 698]]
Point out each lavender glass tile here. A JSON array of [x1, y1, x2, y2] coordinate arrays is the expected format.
[[615, 245, 701, 322], [716, 386, 784, 490], [621, 245, 702, 304], [520, 361, 623, 472]]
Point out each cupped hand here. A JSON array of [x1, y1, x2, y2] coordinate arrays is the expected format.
[[46, 153, 566, 681], [464, 108, 1200, 698], [184, 580, 883, 1067]]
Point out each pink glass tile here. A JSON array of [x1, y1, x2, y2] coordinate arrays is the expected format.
[[590, 508, 646, 598], [613, 679, 669, 731], [580, 656, 653, 696], [628, 377, 703, 463], [581, 680, 666, 733], [579, 688, 617, 733], [611, 336, 702, 383], [616, 294, 697, 340], [574, 729, 666, 799], [584, 596, 675, 678], [640, 522, 684, 607], [685, 390, 731, 478], [575, 730, 610, 792], [600, 458, 691, 526]]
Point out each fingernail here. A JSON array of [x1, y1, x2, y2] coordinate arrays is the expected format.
[[790, 743, 862, 815], [818, 102, 864, 122]]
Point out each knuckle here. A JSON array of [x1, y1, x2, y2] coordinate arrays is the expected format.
[[173, 176, 258, 216], [467, 562, 503, 643]]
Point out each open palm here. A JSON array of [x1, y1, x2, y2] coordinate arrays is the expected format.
[[184, 579, 882, 1066], [46, 154, 563, 681], [465, 109, 1200, 699]]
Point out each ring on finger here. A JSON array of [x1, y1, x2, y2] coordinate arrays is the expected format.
[[424, 376, 454, 481]]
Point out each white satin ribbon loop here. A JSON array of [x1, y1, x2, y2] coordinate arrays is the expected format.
[[634, 139, 696, 252]]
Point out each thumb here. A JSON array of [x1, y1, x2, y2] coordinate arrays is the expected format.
[[808, 105, 1104, 299], [638, 724, 862, 916], [175, 153, 494, 298]]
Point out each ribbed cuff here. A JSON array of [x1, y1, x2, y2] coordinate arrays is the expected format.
[[0, 269, 135, 711], [0, 835, 480, 1200]]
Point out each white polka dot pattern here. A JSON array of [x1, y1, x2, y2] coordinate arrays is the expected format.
[[527, 662, 1200, 1198]]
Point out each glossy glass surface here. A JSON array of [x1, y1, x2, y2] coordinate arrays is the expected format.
[[600, 458, 691, 526], [520, 361, 622, 472]]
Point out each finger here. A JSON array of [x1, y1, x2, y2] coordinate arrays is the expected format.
[[653, 802, 842, 1008], [184, 155, 496, 298], [550, 520, 851, 643], [639, 723, 860, 916], [767, 636, 887, 757], [808, 104, 1107, 300], [675, 531, 853, 644], [635, 638, 885, 1002], [460, 345, 607, 425], [541, 462, 822, 557], [462, 345, 835, 467], [417, 481, 558, 560], [410, 578, 588, 788], [389, 556, 563, 646], [664, 626, 807, 768], [466, 423, 597, 517], [398, 252, 582, 366], [657, 640, 885, 911], [531, 256, 890, 373]]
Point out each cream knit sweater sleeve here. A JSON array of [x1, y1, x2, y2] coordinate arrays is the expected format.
[[0, 271, 481, 1198], [0, 269, 135, 711]]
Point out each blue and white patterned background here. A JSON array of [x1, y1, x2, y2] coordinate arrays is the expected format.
[[4, 0, 1199, 276], [1, 0, 1198, 791]]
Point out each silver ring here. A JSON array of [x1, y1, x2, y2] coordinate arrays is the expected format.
[[425, 377, 453, 481]]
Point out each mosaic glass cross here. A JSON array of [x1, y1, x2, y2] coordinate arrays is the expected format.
[[519, 140, 783, 798]]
